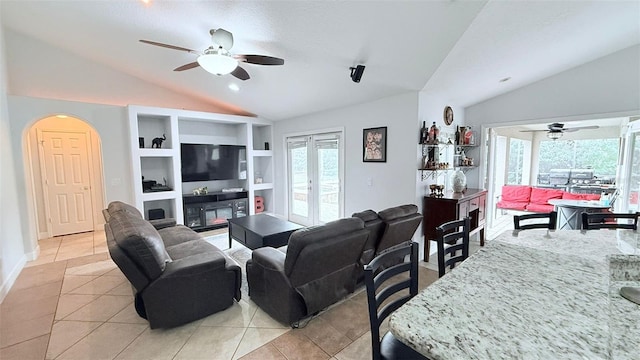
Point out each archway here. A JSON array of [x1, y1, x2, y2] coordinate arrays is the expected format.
[[25, 115, 105, 239]]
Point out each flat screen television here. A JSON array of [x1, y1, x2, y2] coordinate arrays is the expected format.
[[181, 143, 247, 182]]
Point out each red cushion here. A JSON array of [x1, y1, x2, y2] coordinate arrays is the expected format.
[[496, 200, 528, 211], [525, 203, 554, 213], [562, 192, 584, 200], [562, 192, 601, 201], [530, 188, 564, 205], [501, 186, 532, 203], [583, 194, 601, 201]]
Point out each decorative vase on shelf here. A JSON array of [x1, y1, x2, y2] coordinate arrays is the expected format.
[[451, 169, 467, 193]]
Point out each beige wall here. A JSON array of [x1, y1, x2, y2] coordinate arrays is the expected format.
[[28, 116, 105, 238]]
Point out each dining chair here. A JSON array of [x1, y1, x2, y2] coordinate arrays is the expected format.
[[364, 242, 426, 360], [581, 211, 640, 230], [436, 217, 470, 278], [513, 211, 557, 230]]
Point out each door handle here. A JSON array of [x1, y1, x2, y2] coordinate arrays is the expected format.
[[83, 186, 90, 190]]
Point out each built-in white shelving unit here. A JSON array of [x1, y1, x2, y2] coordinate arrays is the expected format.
[[128, 105, 275, 223]]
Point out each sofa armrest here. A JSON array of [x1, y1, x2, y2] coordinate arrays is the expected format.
[[163, 251, 227, 277], [149, 218, 177, 230], [250, 247, 286, 272]]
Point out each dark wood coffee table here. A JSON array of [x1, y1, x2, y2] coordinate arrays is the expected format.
[[227, 214, 304, 250]]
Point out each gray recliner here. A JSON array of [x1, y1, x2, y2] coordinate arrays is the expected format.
[[104, 201, 241, 329], [376, 204, 422, 255], [245, 217, 369, 326]]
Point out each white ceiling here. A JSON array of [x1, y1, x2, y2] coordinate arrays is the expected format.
[[1, 0, 639, 121]]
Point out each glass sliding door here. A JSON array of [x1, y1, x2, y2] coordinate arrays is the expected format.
[[287, 132, 343, 226]]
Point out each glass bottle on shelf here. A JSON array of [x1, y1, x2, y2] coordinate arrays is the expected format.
[[429, 122, 439, 144], [420, 121, 427, 144]]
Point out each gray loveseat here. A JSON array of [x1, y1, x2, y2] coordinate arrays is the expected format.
[[104, 201, 241, 329]]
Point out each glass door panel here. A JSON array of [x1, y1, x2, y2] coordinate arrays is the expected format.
[[316, 137, 340, 223], [287, 138, 312, 225]]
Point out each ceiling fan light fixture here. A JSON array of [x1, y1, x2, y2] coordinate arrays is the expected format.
[[197, 52, 238, 75], [547, 131, 563, 140]]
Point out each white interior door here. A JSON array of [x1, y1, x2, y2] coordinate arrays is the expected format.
[[39, 130, 94, 236], [287, 132, 343, 226]]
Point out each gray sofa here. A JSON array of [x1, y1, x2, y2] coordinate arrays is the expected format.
[[246, 217, 369, 326], [104, 201, 241, 329]]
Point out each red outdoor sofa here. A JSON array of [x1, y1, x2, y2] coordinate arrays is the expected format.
[[496, 185, 600, 213]]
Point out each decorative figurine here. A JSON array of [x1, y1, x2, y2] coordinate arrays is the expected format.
[[152, 134, 166, 148]]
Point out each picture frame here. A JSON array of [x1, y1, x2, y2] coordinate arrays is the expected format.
[[363, 126, 387, 162]]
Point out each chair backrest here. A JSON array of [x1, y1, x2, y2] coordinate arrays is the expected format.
[[376, 204, 422, 255], [436, 217, 470, 278], [284, 217, 369, 315], [581, 212, 639, 230], [513, 211, 557, 230], [364, 242, 418, 360], [352, 209, 384, 266]]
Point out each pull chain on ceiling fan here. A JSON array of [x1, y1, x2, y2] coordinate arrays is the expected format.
[[140, 28, 284, 81]]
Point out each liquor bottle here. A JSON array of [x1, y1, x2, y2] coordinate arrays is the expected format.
[[455, 126, 460, 145], [420, 121, 427, 144], [429, 122, 438, 144]]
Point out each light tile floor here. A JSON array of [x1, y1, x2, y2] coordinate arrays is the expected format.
[[0, 228, 442, 360]]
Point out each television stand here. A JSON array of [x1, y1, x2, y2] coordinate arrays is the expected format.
[[183, 191, 248, 231]]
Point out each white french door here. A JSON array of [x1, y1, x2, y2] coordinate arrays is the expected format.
[[287, 132, 344, 226]]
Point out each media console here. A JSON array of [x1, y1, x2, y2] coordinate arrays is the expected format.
[[183, 191, 248, 231]]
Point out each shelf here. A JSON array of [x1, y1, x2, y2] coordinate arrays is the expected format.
[[419, 168, 454, 171], [252, 150, 273, 157], [142, 190, 178, 201], [252, 183, 274, 190], [138, 148, 174, 157]]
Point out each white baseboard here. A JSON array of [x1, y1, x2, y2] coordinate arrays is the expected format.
[[0, 255, 27, 304], [38, 231, 50, 240]]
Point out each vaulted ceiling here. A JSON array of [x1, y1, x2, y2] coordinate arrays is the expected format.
[[1, 1, 638, 120]]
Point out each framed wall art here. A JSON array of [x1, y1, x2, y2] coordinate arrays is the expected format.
[[363, 126, 387, 162]]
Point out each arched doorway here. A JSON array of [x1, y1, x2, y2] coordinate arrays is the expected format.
[[25, 115, 105, 239]]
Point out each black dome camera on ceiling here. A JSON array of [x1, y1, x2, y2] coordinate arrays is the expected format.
[[350, 65, 365, 83]]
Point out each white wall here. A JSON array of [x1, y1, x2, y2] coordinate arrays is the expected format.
[[0, 23, 26, 302], [273, 92, 420, 217], [465, 44, 640, 188]]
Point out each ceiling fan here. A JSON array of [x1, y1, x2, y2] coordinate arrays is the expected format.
[[140, 28, 284, 81], [519, 122, 600, 140]]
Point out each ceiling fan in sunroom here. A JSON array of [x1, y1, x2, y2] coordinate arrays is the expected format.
[[140, 28, 284, 81], [519, 122, 600, 140]]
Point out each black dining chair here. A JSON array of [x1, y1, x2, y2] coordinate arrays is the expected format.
[[581, 211, 640, 230], [513, 211, 557, 230], [364, 242, 426, 360], [436, 217, 470, 278]]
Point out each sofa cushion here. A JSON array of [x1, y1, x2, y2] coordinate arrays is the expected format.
[[501, 185, 532, 203], [530, 188, 564, 205], [108, 212, 171, 280], [378, 204, 418, 221], [562, 192, 601, 201], [107, 201, 143, 219], [158, 225, 202, 247], [525, 203, 554, 213], [351, 209, 379, 222], [496, 200, 529, 211], [284, 217, 365, 277]]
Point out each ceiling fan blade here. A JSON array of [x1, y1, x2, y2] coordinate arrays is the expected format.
[[211, 28, 234, 50], [564, 125, 600, 132], [236, 54, 284, 66], [140, 39, 196, 53], [231, 66, 250, 81], [174, 62, 200, 71], [519, 129, 545, 133]]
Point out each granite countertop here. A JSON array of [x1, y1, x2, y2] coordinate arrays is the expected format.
[[389, 230, 640, 359]]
